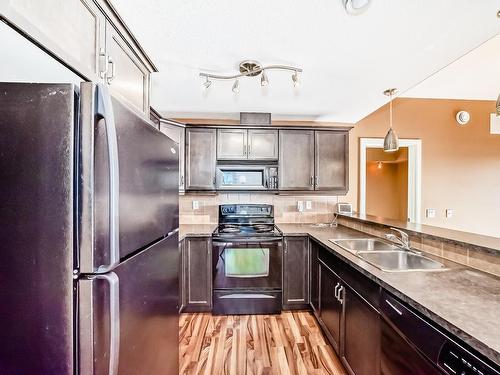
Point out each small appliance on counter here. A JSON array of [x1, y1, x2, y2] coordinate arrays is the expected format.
[[337, 202, 353, 214], [212, 204, 283, 315]]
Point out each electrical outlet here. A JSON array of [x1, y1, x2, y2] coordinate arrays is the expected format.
[[192, 200, 199, 210], [426, 208, 436, 218], [306, 201, 312, 210], [297, 201, 304, 212], [446, 209, 453, 218]]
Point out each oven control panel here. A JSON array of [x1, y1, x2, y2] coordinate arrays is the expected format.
[[221, 204, 272, 216]]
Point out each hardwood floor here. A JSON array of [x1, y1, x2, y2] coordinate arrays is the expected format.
[[179, 311, 347, 375]]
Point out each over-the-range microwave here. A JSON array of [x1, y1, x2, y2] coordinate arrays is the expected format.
[[216, 164, 278, 191]]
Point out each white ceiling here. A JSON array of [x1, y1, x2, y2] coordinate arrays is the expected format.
[[402, 33, 500, 100], [110, 0, 500, 123]]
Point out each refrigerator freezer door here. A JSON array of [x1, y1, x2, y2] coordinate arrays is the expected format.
[[79, 83, 179, 273], [0, 83, 76, 374], [79, 233, 180, 375]]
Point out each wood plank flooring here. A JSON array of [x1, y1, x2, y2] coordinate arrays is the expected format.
[[179, 311, 347, 375]]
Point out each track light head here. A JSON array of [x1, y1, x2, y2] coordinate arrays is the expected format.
[[261, 70, 269, 86], [202, 77, 211, 89], [292, 71, 300, 87], [232, 79, 240, 94]]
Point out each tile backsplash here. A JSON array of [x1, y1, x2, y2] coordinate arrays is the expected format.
[[180, 194, 341, 224]]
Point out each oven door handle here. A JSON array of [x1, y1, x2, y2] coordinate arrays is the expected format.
[[212, 237, 283, 244]]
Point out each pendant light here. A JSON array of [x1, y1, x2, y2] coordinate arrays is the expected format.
[[383, 88, 399, 152], [496, 93, 500, 117], [232, 79, 240, 94], [260, 70, 269, 86]]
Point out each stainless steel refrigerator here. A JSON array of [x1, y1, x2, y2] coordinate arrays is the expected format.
[[0, 82, 179, 375]]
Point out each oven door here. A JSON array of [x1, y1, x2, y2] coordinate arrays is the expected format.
[[212, 238, 282, 290], [215, 165, 268, 190]]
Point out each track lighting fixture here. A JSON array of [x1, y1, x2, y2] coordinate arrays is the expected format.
[[232, 79, 240, 94], [260, 70, 269, 86], [200, 60, 302, 93], [383, 88, 399, 153]]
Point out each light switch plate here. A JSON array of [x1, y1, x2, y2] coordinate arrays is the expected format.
[[306, 201, 312, 210], [446, 209, 453, 218], [426, 208, 436, 218], [192, 200, 199, 210], [297, 201, 304, 212]]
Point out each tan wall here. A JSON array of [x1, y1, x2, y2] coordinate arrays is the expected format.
[[366, 161, 408, 221], [344, 98, 500, 237], [180, 194, 341, 224]]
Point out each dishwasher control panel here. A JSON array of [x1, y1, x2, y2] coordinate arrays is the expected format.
[[438, 341, 499, 375]]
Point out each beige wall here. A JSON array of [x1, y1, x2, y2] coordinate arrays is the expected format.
[[344, 98, 500, 237], [180, 194, 341, 224]]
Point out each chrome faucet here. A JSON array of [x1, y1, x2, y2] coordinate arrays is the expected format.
[[385, 228, 411, 251]]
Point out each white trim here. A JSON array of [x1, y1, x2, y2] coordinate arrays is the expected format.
[[359, 138, 422, 223]]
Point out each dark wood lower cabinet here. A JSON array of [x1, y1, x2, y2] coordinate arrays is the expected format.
[[180, 237, 212, 312], [342, 284, 380, 375], [283, 236, 310, 309], [310, 241, 320, 313], [319, 262, 343, 353]]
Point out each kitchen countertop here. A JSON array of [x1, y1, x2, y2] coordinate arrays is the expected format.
[[338, 212, 500, 255], [277, 223, 500, 364], [179, 224, 217, 240]]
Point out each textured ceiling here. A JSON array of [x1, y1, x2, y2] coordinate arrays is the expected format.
[[110, 0, 500, 123]]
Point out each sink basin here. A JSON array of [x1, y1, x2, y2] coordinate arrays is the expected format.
[[357, 251, 446, 272], [330, 238, 400, 254]]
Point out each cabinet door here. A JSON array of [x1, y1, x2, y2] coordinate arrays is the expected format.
[[279, 130, 315, 190], [315, 131, 348, 193], [310, 241, 320, 313], [3, 0, 106, 81], [159, 123, 186, 192], [319, 263, 342, 353], [247, 129, 278, 160], [217, 129, 247, 160], [105, 20, 150, 114], [283, 237, 309, 309], [185, 128, 216, 190], [342, 285, 380, 375], [182, 237, 212, 312]]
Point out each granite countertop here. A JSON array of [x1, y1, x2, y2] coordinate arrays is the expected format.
[[179, 224, 217, 240], [277, 223, 500, 364], [339, 212, 500, 255]]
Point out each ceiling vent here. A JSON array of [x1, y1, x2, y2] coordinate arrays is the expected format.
[[240, 112, 272, 125]]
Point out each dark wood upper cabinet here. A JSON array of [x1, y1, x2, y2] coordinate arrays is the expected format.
[[185, 128, 216, 190], [283, 236, 310, 309], [217, 128, 278, 160], [315, 131, 348, 193], [279, 130, 315, 190], [181, 237, 212, 312]]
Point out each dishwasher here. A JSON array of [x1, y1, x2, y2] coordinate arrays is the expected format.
[[380, 290, 499, 375]]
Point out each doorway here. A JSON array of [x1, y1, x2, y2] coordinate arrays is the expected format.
[[359, 138, 422, 223]]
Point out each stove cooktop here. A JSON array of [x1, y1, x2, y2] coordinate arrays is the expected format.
[[213, 223, 282, 237]]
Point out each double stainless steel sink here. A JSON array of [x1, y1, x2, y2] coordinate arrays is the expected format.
[[330, 238, 446, 272]]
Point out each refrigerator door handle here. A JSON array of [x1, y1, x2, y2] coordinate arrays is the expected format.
[[95, 272, 120, 375], [95, 84, 120, 273]]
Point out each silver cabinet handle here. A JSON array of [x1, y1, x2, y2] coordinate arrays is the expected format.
[[247, 143, 251, 158], [310, 176, 314, 187], [334, 282, 340, 299], [337, 286, 344, 304], [95, 272, 120, 375], [106, 58, 116, 84], [243, 144, 246, 156], [385, 299, 403, 315], [180, 175, 184, 187], [96, 84, 120, 273], [213, 176, 216, 186], [315, 176, 319, 186]]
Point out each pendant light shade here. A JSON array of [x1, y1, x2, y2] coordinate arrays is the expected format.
[[496, 93, 500, 117], [383, 88, 399, 152], [384, 127, 399, 152]]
